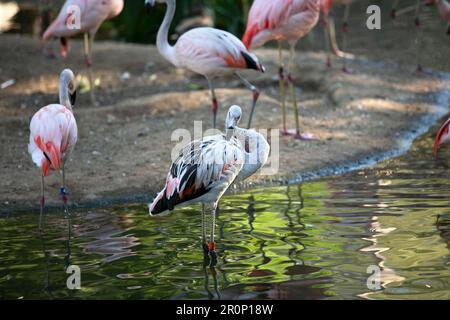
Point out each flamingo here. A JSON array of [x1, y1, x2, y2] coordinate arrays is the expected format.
[[144, 0, 265, 130], [149, 105, 270, 259], [434, 117, 450, 159], [28, 69, 78, 227], [242, 0, 320, 139], [42, 0, 124, 106], [426, 0, 450, 33]]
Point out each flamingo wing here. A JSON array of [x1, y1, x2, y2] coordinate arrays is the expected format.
[[150, 135, 244, 214], [243, 0, 320, 49], [243, 0, 294, 48], [175, 27, 263, 75]]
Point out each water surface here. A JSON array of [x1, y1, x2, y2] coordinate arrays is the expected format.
[[1, 133, 449, 300]]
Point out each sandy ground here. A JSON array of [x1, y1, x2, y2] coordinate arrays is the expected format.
[[1, 13, 450, 212]]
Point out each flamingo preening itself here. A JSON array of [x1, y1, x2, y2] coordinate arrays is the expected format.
[[149, 105, 270, 259], [42, 0, 124, 106], [144, 0, 265, 129], [28, 69, 78, 227], [434, 117, 450, 159], [242, 0, 320, 139]]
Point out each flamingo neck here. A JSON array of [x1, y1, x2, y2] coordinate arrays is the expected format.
[[233, 127, 270, 181], [59, 76, 73, 112], [157, 0, 177, 66]]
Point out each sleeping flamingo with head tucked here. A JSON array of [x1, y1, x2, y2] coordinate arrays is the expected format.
[[144, 0, 265, 130], [42, 0, 124, 106], [242, 0, 320, 139], [28, 69, 78, 226]]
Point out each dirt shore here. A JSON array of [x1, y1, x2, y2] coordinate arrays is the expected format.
[[1, 31, 450, 211]]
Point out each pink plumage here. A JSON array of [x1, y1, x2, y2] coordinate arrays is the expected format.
[[42, 0, 124, 56], [28, 69, 78, 217], [29, 104, 78, 177], [242, 0, 320, 49]]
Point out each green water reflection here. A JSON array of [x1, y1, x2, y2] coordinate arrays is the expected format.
[[0, 135, 449, 299]]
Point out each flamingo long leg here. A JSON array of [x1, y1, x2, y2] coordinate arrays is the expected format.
[[207, 78, 219, 129], [234, 73, 260, 129], [287, 43, 313, 141], [278, 41, 289, 135], [83, 33, 97, 106], [391, 0, 401, 18], [208, 203, 217, 261], [414, 0, 424, 73], [324, 22, 332, 68], [202, 203, 208, 254], [341, 3, 351, 73], [287, 44, 300, 137], [60, 163, 69, 214], [39, 174, 45, 230]]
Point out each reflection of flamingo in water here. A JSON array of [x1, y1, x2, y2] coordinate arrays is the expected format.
[[145, 0, 265, 129]]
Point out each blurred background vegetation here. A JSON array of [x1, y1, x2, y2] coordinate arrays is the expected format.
[[1, 0, 252, 43]]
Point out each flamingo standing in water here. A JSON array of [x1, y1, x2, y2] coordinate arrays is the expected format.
[[149, 105, 270, 259], [144, 0, 265, 129], [242, 0, 320, 139], [28, 69, 78, 226], [42, 0, 124, 106]]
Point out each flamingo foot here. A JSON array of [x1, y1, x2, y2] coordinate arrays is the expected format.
[[281, 129, 295, 136], [342, 66, 353, 74], [294, 132, 314, 141]]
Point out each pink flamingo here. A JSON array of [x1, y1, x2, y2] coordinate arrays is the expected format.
[[28, 69, 78, 226], [242, 0, 320, 139], [42, 0, 124, 106], [149, 105, 269, 259], [145, 0, 265, 129], [434, 117, 450, 159], [426, 0, 450, 33]]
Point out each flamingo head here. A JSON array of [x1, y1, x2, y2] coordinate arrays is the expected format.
[[434, 118, 450, 159], [60, 69, 77, 107], [145, 0, 168, 13], [225, 105, 242, 130]]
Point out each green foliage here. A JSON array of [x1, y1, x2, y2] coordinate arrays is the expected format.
[[107, 0, 248, 44]]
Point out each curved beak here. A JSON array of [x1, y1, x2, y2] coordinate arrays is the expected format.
[[69, 90, 77, 106]]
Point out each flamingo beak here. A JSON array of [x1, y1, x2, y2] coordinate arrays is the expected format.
[[70, 90, 77, 106]]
